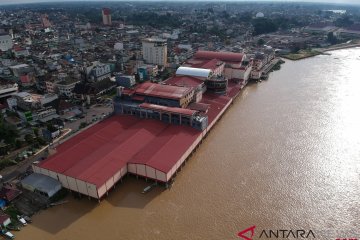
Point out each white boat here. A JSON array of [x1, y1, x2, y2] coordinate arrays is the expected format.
[[17, 215, 27, 226], [4, 231, 15, 239], [22, 215, 32, 223], [142, 183, 157, 194]]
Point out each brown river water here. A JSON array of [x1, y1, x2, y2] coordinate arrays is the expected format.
[[18, 48, 360, 240]]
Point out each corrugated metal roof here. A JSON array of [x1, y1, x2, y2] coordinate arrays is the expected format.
[[165, 75, 203, 88], [135, 82, 193, 100], [38, 86, 236, 187], [139, 103, 197, 116], [21, 173, 61, 194], [176, 66, 211, 78], [194, 51, 244, 62]]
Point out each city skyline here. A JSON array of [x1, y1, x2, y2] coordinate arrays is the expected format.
[[1, 0, 360, 6]]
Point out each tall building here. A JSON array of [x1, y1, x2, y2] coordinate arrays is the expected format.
[[102, 8, 112, 26], [41, 14, 52, 28], [142, 38, 167, 66]]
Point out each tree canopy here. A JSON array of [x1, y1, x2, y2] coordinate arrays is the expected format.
[[0, 113, 19, 146], [252, 18, 278, 35]]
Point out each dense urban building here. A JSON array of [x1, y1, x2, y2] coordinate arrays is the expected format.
[[102, 8, 112, 26], [0, 2, 359, 236], [142, 38, 168, 66], [0, 34, 13, 51]]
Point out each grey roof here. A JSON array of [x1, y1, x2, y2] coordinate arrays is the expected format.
[[176, 67, 211, 78], [21, 173, 61, 194], [39, 113, 60, 123], [14, 92, 31, 98]]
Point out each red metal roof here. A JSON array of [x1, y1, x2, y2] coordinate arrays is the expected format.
[[132, 95, 145, 101], [102, 8, 111, 15], [188, 102, 210, 112], [20, 75, 30, 83], [139, 103, 197, 116], [38, 82, 240, 187], [0, 186, 22, 202], [135, 82, 193, 100], [194, 51, 244, 63], [165, 75, 203, 88], [122, 89, 135, 95], [200, 58, 223, 70]]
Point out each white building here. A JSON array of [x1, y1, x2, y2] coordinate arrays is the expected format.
[[45, 80, 57, 93], [85, 62, 111, 81], [9, 64, 31, 77], [56, 79, 80, 97], [0, 83, 18, 99], [142, 38, 168, 66], [45, 73, 80, 97], [176, 67, 212, 80], [8, 92, 58, 111], [114, 42, 124, 50], [0, 35, 13, 51], [17, 107, 58, 123], [255, 12, 265, 18]]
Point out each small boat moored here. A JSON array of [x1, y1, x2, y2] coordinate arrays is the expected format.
[[22, 215, 32, 224], [1, 229, 15, 239], [142, 183, 157, 194], [16, 216, 27, 226]]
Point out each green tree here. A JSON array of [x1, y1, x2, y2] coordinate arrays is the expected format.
[[252, 18, 278, 35], [335, 15, 354, 27], [24, 134, 34, 145], [257, 38, 265, 46], [15, 139, 23, 149], [327, 32, 338, 45], [47, 123, 57, 132], [33, 127, 39, 137], [39, 137, 46, 145], [79, 122, 88, 129], [0, 113, 19, 148]]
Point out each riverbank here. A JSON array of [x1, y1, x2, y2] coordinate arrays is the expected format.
[[282, 40, 360, 60], [282, 49, 322, 61], [16, 47, 360, 240], [320, 41, 360, 53]]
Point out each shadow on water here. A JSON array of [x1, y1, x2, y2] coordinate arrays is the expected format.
[[30, 175, 165, 234], [106, 175, 166, 208], [30, 195, 96, 234]]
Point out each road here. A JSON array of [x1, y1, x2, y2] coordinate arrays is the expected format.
[[1, 148, 48, 182], [1, 104, 114, 183], [64, 104, 113, 131]]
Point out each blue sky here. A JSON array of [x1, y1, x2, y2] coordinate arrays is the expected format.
[[0, 0, 359, 5]]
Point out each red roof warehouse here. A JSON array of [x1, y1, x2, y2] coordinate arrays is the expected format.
[[34, 51, 249, 200], [134, 82, 193, 100], [34, 92, 233, 199]]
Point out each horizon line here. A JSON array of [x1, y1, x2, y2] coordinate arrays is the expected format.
[[1, 0, 360, 7]]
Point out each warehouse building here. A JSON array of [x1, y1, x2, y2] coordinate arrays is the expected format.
[[132, 82, 195, 108], [34, 56, 244, 200], [187, 51, 252, 81], [21, 173, 62, 198], [34, 91, 232, 199]]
